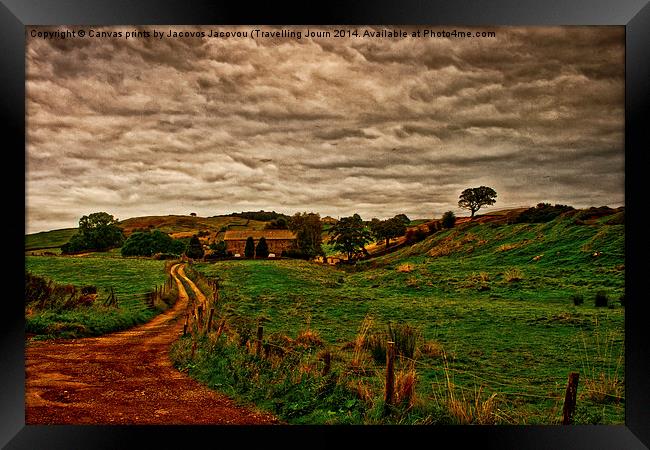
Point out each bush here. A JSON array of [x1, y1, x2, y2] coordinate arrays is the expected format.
[[121, 230, 185, 257], [595, 291, 609, 307], [514, 203, 574, 223], [571, 294, 584, 306], [186, 235, 205, 259], [405, 228, 428, 244], [256, 237, 269, 258], [244, 237, 255, 258], [441, 211, 456, 229], [284, 249, 309, 259]]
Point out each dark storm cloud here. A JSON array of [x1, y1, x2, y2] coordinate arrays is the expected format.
[[26, 25, 624, 233]]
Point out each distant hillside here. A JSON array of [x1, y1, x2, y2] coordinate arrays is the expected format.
[[25, 215, 269, 251], [25, 228, 78, 251], [360, 208, 624, 272]]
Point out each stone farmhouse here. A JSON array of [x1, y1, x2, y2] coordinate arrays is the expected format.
[[223, 230, 297, 256]]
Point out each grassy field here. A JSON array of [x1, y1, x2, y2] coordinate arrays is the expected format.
[[25, 255, 172, 339], [25, 228, 78, 250], [185, 212, 624, 424]]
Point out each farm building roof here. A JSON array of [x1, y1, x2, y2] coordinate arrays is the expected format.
[[223, 230, 297, 240]]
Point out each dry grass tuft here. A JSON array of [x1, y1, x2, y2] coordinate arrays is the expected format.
[[351, 314, 374, 369], [418, 340, 444, 358], [397, 263, 414, 273], [503, 267, 524, 282], [433, 354, 499, 424], [395, 362, 418, 409], [295, 329, 324, 348]]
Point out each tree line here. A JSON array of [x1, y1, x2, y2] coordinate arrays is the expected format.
[[59, 186, 498, 260]]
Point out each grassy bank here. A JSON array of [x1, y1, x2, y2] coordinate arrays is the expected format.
[[183, 214, 624, 424], [25, 256, 175, 339]]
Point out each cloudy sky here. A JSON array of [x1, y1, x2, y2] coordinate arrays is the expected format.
[[26, 26, 624, 233]]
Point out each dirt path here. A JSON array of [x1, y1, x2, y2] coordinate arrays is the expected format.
[[25, 264, 279, 425]]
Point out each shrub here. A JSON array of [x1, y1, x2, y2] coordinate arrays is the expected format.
[[427, 222, 440, 233], [244, 237, 255, 258], [405, 228, 428, 244], [186, 235, 205, 259], [571, 294, 584, 306], [441, 211, 456, 229], [595, 291, 609, 307], [256, 237, 269, 258], [514, 203, 574, 223]]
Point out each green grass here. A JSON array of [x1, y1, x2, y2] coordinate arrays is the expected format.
[[25, 228, 78, 250], [25, 255, 171, 339], [187, 213, 624, 424]]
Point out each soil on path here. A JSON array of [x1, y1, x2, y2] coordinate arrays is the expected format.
[[25, 264, 279, 425]]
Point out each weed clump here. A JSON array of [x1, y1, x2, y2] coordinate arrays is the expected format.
[[571, 294, 584, 306], [594, 291, 609, 307]]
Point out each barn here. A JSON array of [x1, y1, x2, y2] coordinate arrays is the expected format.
[[223, 230, 297, 256]]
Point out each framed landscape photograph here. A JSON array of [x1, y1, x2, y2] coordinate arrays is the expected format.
[[3, 0, 649, 448]]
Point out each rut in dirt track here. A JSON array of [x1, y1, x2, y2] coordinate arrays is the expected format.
[[25, 263, 279, 425]]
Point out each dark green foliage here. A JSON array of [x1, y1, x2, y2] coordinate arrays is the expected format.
[[209, 240, 228, 257], [458, 186, 497, 218], [405, 228, 428, 243], [265, 217, 289, 229], [619, 294, 625, 307], [595, 291, 609, 307], [289, 212, 324, 258], [25, 271, 96, 312], [394, 214, 410, 225], [256, 237, 270, 258], [283, 249, 309, 260], [576, 206, 617, 221], [370, 216, 407, 248], [515, 203, 574, 223], [121, 230, 185, 257], [230, 210, 290, 222], [244, 237, 255, 258], [571, 294, 584, 306], [62, 212, 124, 254], [441, 211, 456, 228], [427, 222, 441, 233], [186, 235, 205, 259], [328, 214, 373, 261]]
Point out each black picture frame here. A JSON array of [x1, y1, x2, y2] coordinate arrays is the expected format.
[[3, 1, 648, 448]]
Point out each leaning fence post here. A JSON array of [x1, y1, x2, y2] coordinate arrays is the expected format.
[[256, 325, 264, 357], [562, 372, 580, 425], [322, 350, 332, 376], [384, 341, 395, 413]]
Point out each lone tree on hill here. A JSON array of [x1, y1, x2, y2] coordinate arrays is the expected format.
[[328, 214, 373, 261], [244, 236, 255, 258], [61, 212, 124, 254], [458, 186, 497, 218], [256, 237, 269, 258], [185, 235, 204, 259]]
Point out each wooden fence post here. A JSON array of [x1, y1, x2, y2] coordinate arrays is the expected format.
[[562, 372, 580, 425], [256, 325, 264, 357], [206, 308, 214, 333], [384, 341, 395, 413], [322, 351, 332, 376]]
